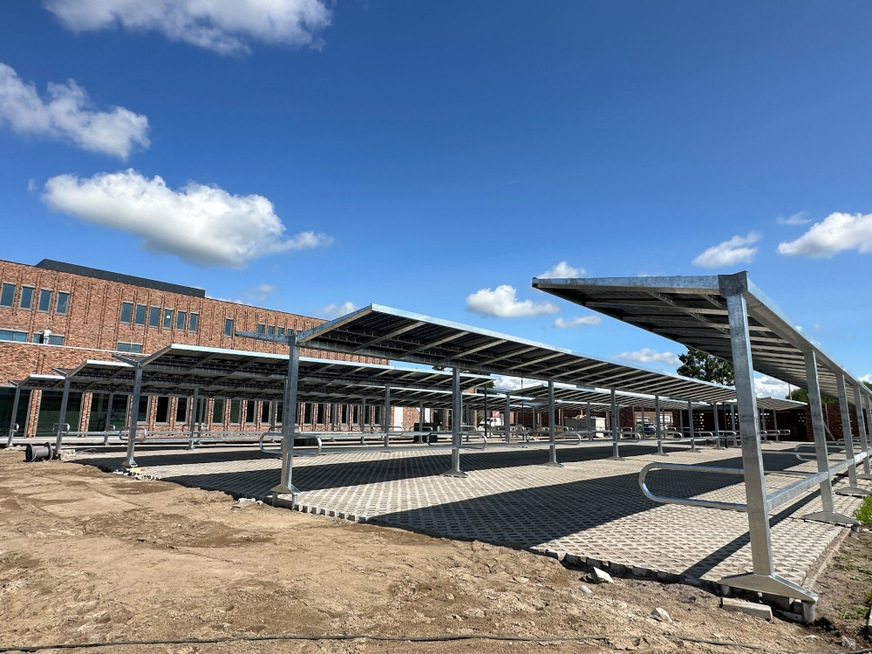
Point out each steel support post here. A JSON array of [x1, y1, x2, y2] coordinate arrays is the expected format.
[[483, 385, 489, 439], [103, 392, 114, 432], [545, 380, 561, 466], [6, 384, 21, 447], [802, 351, 856, 524], [272, 332, 301, 498], [717, 275, 817, 604], [122, 364, 143, 469], [586, 402, 592, 440], [836, 374, 869, 496], [687, 399, 697, 452], [855, 384, 872, 477], [713, 401, 722, 449], [504, 393, 511, 444], [188, 388, 199, 449], [610, 388, 621, 460], [419, 400, 425, 437], [655, 395, 666, 456], [53, 375, 71, 456], [383, 385, 391, 448], [773, 409, 779, 442], [730, 403, 738, 446], [443, 367, 467, 477], [531, 403, 537, 442]]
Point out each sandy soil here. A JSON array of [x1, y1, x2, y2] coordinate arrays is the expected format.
[[0, 449, 868, 654]]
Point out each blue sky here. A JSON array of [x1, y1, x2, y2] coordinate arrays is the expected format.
[[2, 1, 871, 394]]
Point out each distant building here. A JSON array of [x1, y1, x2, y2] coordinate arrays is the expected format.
[[0, 258, 391, 438]]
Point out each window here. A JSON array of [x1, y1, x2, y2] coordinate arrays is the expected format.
[[120, 302, 133, 324], [0, 283, 15, 307], [155, 397, 170, 423], [278, 327, 285, 337], [134, 304, 146, 325], [176, 397, 189, 424], [303, 403, 313, 424], [212, 399, 225, 423], [137, 396, 149, 422], [0, 329, 26, 342], [260, 401, 270, 423], [189, 313, 199, 332], [163, 309, 173, 329], [56, 291, 70, 315], [20, 287, 33, 310], [229, 399, 241, 424], [267, 325, 275, 335], [256, 323, 265, 334], [224, 318, 233, 337], [245, 401, 256, 424], [116, 342, 143, 353], [148, 306, 160, 327], [33, 332, 63, 345], [176, 311, 187, 330], [38, 289, 52, 312]]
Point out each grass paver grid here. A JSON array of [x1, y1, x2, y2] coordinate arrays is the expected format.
[[72, 441, 865, 588]]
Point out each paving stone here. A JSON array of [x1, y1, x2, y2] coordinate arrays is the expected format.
[[71, 441, 864, 592]]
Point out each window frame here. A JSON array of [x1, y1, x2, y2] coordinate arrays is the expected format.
[[37, 289, 52, 313], [120, 301, 133, 324], [189, 312, 199, 333], [148, 306, 160, 328], [0, 282, 15, 308], [163, 308, 173, 330], [134, 304, 146, 325], [176, 310, 187, 330], [55, 291, 70, 316], [19, 286, 34, 310]]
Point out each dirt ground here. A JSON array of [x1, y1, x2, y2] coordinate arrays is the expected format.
[[0, 449, 869, 654]]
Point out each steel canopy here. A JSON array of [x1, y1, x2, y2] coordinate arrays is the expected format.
[[296, 304, 736, 403]]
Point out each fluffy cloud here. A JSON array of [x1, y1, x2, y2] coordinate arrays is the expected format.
[[0, 62, 148, 159], [615, 348, 681, 367], [539, 261, 586, 278], [754, 375, 790, 399], [466, 285, 559, 318], [553, 315, 601, 328], [692, 232, 761, 268], [322, 301, 357, 319], [776, 212, 811, 226], [42, 169, 333, 268], [44, 0, 331, 55], [490, 375, 530, 392], [777, 212, 872, 258]]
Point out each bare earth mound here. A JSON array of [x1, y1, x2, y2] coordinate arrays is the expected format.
[[0, 450, 867, 653]]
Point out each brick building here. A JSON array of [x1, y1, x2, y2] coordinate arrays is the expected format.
[[0, 258, 395, 438]]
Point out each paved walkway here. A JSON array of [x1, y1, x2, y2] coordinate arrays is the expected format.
[[70, 439, 865, 592]]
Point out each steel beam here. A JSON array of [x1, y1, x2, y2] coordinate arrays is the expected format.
[[443, 366, 467, 478], [546, 380, 561, 467], [272, 332, 301, 498], [610, 388, 622, 460], [6, 384, 21, 447], [122, 363, 143, 469], [854, 383, 872, 478], [835, 374, 869, 496]]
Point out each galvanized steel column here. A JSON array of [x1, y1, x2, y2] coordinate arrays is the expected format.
[[444, 366, 467, 477], [803, 350, 838, 519], [713, 401, 722, 449], [188, 388, 199, 449], [6, 384, 20, 447], [273, 332, 300, 497], [546, 380, 560, 466], [122, 364, 143, 469], [854, 384, 871, 476], [504, 392, 511, 443], [383, 385, 391, 448], [836, 373, 860, 490], [586, 401, 592, 440], [722, 281, 773, 577], [655, 395, 665, 456], [772, 408, 779, 442], [54, 375, 71, 455], [610, 388, 621, 460], [687, 399, 697, 452]]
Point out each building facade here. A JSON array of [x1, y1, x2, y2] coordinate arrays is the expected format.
[[0, 258, 398, 438]]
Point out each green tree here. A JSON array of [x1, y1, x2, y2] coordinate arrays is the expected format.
[[788, 387, 836, 405], [676, 347, 735, 386]]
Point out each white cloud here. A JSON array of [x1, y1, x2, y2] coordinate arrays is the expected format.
[[491, 375, 531, 392], [322, 301, 357, 319], [242, 283, 279, 306], [754, 374, 790, 399], [776, 211, 811, 226], [777, 212, 872, 258], [466, 285, 559, 318], [0, 62, 148, 159], [692, 232, 761, 268], [615, 348, 681, 367], [539, 261, 586, 278], [42, 169, 333, 268], [554, 315, 601, 328], [44, 0, 331, 55]]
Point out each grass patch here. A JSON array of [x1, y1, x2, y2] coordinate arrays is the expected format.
[[836, 604, 869, 621], [855, 495, 872, 526]]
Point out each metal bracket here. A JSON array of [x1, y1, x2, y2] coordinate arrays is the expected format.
[[271, 483, 300, 495], [802, 510, 859, 526], [836, 486, 872, 498], [442, 470, 468, 478], [719, 571, 818, 604], [543, 461, 564, 468]]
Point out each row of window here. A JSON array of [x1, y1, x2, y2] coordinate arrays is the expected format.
[[0, 283, 69, 315], [120, 302, 199, 333], [224, 319, 291, 338], [0, 328, 65, 345]]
